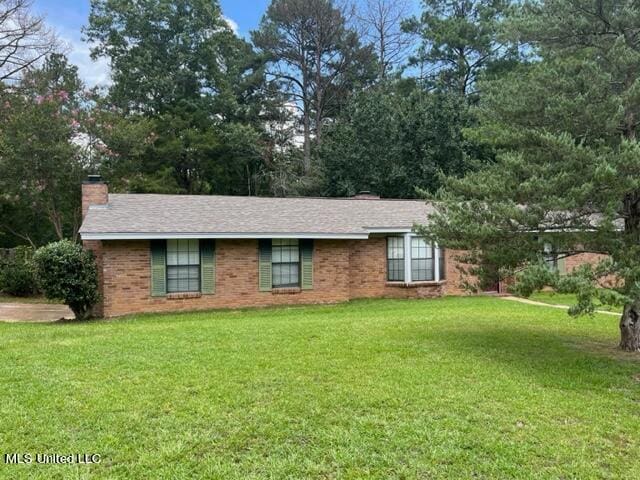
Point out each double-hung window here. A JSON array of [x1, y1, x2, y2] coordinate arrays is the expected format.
[[166, 239, 200, 292], [387, 237, 405, 281], [411, 237, 434, 281], [272, 239, 300, 287]]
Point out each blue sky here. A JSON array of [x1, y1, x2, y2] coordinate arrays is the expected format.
[[32, 0, 418, 87], [31, 0, 272, 87]]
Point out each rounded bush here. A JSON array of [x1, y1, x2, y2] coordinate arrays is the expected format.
[[33, 240, 99, 320]]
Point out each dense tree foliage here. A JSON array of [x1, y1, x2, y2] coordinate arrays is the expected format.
[[0, 54, 86, 246], [0, 0, 500, 247], [84, 0, 267, 195], [424, 0, 640, 351], [252, 0, 377, 172], [404, 0, 518, 98], [320, 82, 470, 197], [84, 0, 262, 118], [0, 0, 509, 247]]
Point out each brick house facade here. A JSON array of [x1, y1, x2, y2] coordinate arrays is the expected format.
[[80, 178, 475, 317], [91, 238, 468, 317], [81, 178, 603, 318]]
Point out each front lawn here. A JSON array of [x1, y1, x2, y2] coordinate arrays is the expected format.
[[0, 297, 638, 479]]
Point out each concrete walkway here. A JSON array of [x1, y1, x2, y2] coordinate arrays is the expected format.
[[501, 296, 620, 317], [0, 303, 74, 323]]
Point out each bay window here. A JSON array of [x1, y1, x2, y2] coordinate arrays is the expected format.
[[387, 234, 445, 283]]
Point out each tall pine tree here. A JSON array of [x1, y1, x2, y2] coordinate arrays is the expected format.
[[424, 0, 640, 351]]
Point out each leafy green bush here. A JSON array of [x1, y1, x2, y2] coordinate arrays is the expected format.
[[33, 240, 99, 320], [0, 246, 37, 296]]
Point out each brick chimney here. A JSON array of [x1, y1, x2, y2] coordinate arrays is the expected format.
[[352, 190, 380, 200], [82, 174, 108, 220]]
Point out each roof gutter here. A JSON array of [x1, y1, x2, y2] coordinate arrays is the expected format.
[[79, 232, 371, 240]]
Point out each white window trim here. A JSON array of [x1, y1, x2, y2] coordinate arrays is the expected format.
[[434, 240, 440, 283], [403, 234, 412, 283]]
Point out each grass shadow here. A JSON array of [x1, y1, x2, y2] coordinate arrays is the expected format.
[[420, 322, 640, 393]]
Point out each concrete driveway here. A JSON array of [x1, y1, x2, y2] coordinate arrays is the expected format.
[[0, 303, 74, 322]]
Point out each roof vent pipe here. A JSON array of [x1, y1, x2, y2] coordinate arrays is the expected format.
[[86, 174, 103, 183]]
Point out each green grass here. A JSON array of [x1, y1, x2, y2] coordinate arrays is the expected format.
[[528, 291, 622, 313], [0, 297, 638, 479]]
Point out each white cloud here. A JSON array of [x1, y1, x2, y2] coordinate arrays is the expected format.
[[58, 27, 111, 88], [223, 15, 239, 35]]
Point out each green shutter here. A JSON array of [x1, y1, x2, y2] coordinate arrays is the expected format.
[[150, 240, 166, 296], [200, 239, 216, 294], [557, 255, 566, 275], [300, 239, 313, 290], [258, 239, 272, 291]]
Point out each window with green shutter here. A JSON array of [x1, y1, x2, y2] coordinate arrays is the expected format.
[[543, 242, 566, 274], [258, 239, 313, 291], [151, 239, 216, 296]]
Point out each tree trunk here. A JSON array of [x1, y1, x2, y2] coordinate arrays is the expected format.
[[315, 48, 323, 148], [70, 303, 91, 321], [315, 90, 323, 146], [301, 53, 311, 174], [302, 103, 311, 173], [619, 302, 640, 352], [379, 33, 386, 79]]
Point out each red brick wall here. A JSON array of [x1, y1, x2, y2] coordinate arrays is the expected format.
[[348, 237, 386, 298], [101, 239, 354, 317], [441, 249, 475, 296], [565, 253, 606, 272], [93, 239, 617, 317], [97, 238, 449, 317], [565, 252, 618, 288]]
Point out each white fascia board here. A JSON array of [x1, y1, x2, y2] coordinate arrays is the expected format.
[[79, 232, 370, 240], [365, 227, 413, 233]]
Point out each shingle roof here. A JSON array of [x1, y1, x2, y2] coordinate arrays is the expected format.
[[79, 194, 433, 240]]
